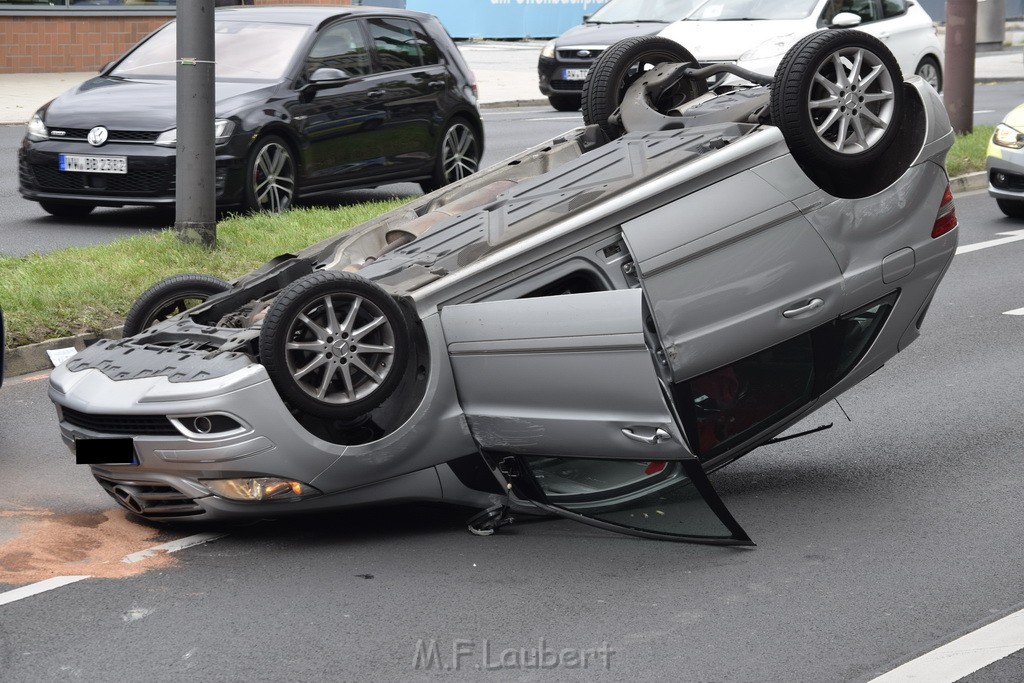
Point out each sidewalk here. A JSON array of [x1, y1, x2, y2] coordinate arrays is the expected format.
[[1, 39, 1021, 125]]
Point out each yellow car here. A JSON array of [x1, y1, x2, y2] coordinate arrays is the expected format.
[[986, 103, 1024, 218]]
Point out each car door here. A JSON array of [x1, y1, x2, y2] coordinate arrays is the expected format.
[[440, 288, 752, 545], [289, 19, 391, 186], [364, 16, 445, 175], [619, 169, 846, 462]]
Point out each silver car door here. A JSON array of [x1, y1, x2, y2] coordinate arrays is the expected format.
[[620, 169, 845, 462], [440, 288, 751, 545]]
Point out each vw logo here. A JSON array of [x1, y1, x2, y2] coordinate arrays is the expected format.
[[577, 50, 592, 58], [87, 126, 108, 147]]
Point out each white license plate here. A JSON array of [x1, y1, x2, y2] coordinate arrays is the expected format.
[[562, 68, 589, 81], [58, 154, 127, 174]]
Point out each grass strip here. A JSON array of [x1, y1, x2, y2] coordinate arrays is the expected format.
[[0, 201, 404, 347]]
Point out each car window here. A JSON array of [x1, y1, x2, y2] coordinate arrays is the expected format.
[[836, 0, 879, 22], [368, 17, 424, 71], [306, 20, 372, 79], [881, 0, 907, 18], [409, 21, 440, 65], [677, 332, 815, 459], [110, 20, 310, 81]]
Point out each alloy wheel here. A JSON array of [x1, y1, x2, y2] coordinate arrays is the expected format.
[[251, 141, 295, 212], [440, 123, 480, 184]]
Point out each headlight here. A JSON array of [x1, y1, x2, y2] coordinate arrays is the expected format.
[[541, 40, 556, 59], [26, 111, 48, 141], [740, 34, 796, 61], [992, 123, 1024, 149], [203, 477, 321, 502], [154, 119, 235, 148]]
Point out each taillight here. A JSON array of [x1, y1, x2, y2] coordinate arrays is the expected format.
[[469, 70, 479, 99], [932, 184, 958, 238]]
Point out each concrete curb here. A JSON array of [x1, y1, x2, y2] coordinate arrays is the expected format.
[[0, 171, 993, 381]]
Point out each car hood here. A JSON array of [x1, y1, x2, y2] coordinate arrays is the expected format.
[[658, 18, 811, 60], [555, 21, 667, 48], [42, 77, 278, 130], [1002, 102, 1024, 130]]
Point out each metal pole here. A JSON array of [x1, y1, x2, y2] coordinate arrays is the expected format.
[[174, 0, 217, 247], [944, 0, 978, 135]]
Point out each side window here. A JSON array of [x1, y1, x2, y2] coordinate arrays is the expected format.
[[368, 17, 423, 71], [881, 0, 907, 18], [306, 21, 371, 79], [841, 0, 879, 22], [410, 21, 440, 65], [675, 333, 816, 459]]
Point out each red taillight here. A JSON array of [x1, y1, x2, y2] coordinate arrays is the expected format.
[[932, 184, 958, 238], [644, 461, 667, 476]]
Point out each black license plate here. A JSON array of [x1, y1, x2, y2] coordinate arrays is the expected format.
[[75, 437, 137, 465]]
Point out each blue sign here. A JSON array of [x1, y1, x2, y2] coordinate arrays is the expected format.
[[406, 0, 606, 39]]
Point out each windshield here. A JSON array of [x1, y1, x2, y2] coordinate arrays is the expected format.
[[588, 0, 705, 23], [686, 0, 820, 21], [110, 21, 311, 81]]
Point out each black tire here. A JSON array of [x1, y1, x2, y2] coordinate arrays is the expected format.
[[548, 94, 581, 112], [123, 274, 231, 336], [259, 271, 410, 419], [242, 134, 297, 213], [39, 201, 95, 219], [771, 30, 904, 171], [421, 117, 482, 193], [915, 56, 942, 92], [581, 36, 700, 140], [997, 198, 1024, 219]]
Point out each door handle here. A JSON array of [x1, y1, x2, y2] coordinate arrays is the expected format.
[[428, 80, 446, 90], [621, 427, 673, 445], [367, 89, 386, 99], [783, 298, 825, 319]]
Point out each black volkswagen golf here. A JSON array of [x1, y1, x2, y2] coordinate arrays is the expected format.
[[18, 6, 484, 218]]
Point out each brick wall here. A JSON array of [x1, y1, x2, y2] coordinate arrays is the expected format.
[[0, 1, 353, 74]]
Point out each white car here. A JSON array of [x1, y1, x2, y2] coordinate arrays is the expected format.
[[658, 0, 943, 90]]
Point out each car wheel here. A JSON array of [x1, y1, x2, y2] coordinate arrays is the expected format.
[[771, 30, 904, 171], [581, 36, 700, 140], [39, 201, 95, 219], [548, 94, 581, 112], [915, 56, 942, 92], [243, 135, 296, 213], [259, 271, 410, 419], [123, 274, 231, 337], [996, 198, 1024, 219], [422, 118, 481, 193]]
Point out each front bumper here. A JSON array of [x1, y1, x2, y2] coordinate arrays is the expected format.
[[986, 143, 1024, 201], [18, 138, 246, 208], [538, 56, 594, 97]]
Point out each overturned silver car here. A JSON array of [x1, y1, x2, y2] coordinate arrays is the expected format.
[[48, 31, 958, 544]]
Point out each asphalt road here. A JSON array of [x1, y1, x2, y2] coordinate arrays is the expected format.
[[0, 185, 1022, 681]]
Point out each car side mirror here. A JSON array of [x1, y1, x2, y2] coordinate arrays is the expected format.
[[309, 67, 351, 85], [582, 13, 592, 22], [831, 11, 862, 28]]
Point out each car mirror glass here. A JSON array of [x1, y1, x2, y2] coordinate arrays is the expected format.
[[831, 12, 862, 27]]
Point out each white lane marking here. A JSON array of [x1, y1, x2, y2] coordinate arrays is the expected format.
[[974, 109, 995, 114], [526, 116, 582, 122], [0, 575, 90, 607], [0, 531, 226, 607], [1003, 307, 1024, 315], [122, 532, 227, 564], [956, 229, 1024, 255], [868, 606, 1024, 682]]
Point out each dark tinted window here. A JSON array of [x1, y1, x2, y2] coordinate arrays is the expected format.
[[881, 0, 907, 17], [410, 21, 440, 65], [681, 333, 815, 458], [306, 20, 371, 78], [368, 17, 423, 71]]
